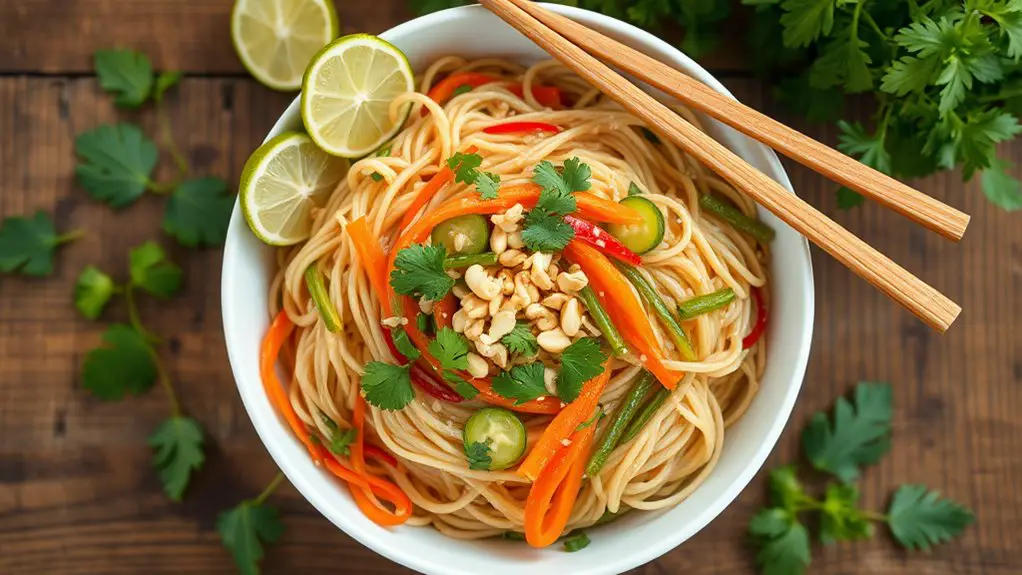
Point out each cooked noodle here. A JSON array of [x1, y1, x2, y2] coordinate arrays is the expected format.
[[268, 57, 770, 538]]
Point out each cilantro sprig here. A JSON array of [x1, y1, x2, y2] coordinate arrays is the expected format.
[[521, 157, 591, 252], [447, 151, 502, 199], [81, 48, 232, 245], [390, 243, 456, 301], [0, 211, 83, 277], [748, 382, 973, 575], [218, 473, 286, 575], [556, 337, 607, 402]]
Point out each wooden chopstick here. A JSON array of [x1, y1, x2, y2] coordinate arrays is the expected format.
[[499, 0, 969, 242], [478, 0, 962, 332]]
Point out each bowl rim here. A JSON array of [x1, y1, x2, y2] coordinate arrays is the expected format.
[[222, 4, 815, 574]]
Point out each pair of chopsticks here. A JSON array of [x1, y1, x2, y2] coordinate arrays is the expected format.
[[478, 0, 967, 333]]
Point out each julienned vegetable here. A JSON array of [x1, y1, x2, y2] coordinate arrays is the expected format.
[[463, 408, 528, 470], [425, 73, 563, 111], [444, 252, 498, 269], [586, 371, 656, 476], [524, 423, 596, 547], [742, 288, 768, 350], [677, 288, 736, 320], [605, 196, 665, 254], [621, 387, 670, 444], [564, 215, 642, 266], [304, 265, 341, 332], [699, 195, 775, 243], [483, 121, 562, 135], [577, 286, 628, 357], [614, 262, 697, 362], [431, 213, 491, 255]]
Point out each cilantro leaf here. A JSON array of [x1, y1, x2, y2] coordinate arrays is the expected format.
[[390, 243, 455, 301], [163, 177, 234, 247], [502, 322, 539, 356], [429, 327, 470, 370], [75, 265, 117, 320], [809, 26, 873, 93], [819, 483, 873, 544], [370, 144, 393, 182], [0, 211, 77, 276], [957, 109, 1022, 177], [491, 362, 548, 405], [153, 71, 182, 103], [361, 361, 414, 410], [81, 324, 157, 400], [443, 370, 480, 399], [218, 501, 284, 575], [465, 440, 492, 470], [129, 241, 183, 298], [981, 159, 1022, 210], [148, 416, 205, 501], [627, 182, 644, 196], [452, 84, 474, 96], [748, 508, 812, 575], [532, 158, 591, 198], [768, 465, 810, 510], [521, 209, 575, 252], [837, 120, 892, 174], [980, 2, 1022, 60], [94, 49, 153, 107], [330, 428, 357, 455], [557, 337, 607, 402], [391, 326, 422, 361], [447, 152, 483, 184], [778, 0, 836, 48], [475, 171, 501, 200], [835, 187, 866, 209], [801, 382, 893, 482], [887, 484, 974, 550], [74, 123, 159, 208], [562, 531, 591, 552]]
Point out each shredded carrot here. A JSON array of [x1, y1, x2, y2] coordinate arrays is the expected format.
[[260, 312, 320, 462], [506, 84, 563, 108], [424, 73, 502, 115], [524, 425, 597, 547], [346, 217, 390, 304], [563, 241, 683, 390], [398, 145, 479, 231], [517, 361, 611, 481]]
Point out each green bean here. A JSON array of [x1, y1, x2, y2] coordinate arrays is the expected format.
[[677, 288, 736, 320], [615, 263, 697, 361], [620, 387, 670, 444], [578, 285, 629, 357], [586, 371, 656, 476], [304, 266, 341, 332], [699, 195, 775, 243], [443, 252, 498, 269]]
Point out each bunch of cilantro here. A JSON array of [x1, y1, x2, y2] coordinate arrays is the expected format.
[[749, 382, 974, 574], [411, 0, 1022, 210]]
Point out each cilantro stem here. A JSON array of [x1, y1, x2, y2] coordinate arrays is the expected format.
[[859, 10, 889, 45], [55, 229, 86, 245], [125, 284, 162, 344], [978, 87, 1022, 103], [148, 180, 179, 195], [152, 346, 182, 417], [253, 472, 286, 506], [157, 101, 190, 176], [860, 509, 889, 522]]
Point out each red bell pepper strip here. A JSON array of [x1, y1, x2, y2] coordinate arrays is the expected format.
[[364, 444, 398, 468], [506, 84, 563, 108], [742, 288, 768, 349], [424, 73, 502, 116], [483, 121, 562, 135], [564, 215, 642, 266]]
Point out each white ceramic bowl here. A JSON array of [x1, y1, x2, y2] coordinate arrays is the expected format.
[[222, 5, 814, 574]]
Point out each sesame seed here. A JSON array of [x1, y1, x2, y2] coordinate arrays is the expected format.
[[639, 354, 648, 362], [561, 439, 572, 446]]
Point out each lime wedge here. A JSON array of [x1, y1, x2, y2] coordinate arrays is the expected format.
[[240, 132, 348, 246], [301, 34, 414, 158], [231, 0, 339, 91]]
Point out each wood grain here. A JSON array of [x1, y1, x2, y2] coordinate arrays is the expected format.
[[481, 0, 962, 333], [500, 0, 970, 242], [0, 1, 1020, 573]]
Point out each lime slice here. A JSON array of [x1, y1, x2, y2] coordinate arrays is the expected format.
[[231, 0, 339, 91], [240, 132, 348, 245], [301, 34, 414, 157]]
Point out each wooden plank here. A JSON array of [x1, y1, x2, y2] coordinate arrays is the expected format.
[[0, 75, 1019, 574], [0, 0, 747, 74]]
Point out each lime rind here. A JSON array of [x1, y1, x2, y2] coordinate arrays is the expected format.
[[240, 132, 348, 245], [301, 34, 414, 158]]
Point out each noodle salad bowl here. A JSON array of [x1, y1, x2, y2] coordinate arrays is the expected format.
[[222, 4, 814, 574]]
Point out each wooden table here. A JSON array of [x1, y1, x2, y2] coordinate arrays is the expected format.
[[1, 1, 1019, 573]]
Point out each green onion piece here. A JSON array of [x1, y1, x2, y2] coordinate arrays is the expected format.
[[677, 288, 736, 321], [443, 252, 498, 269], [562, 531, 590, 552], [699, 195, 775, 243], [304, 265, 341, 332], [614, 263, 696, 361], [586, 371, 656, 476], [578, 286, 628, 357], [592, 509, 622, 527], [502, 531, 526, 541], [620, 387, 670, 444]]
